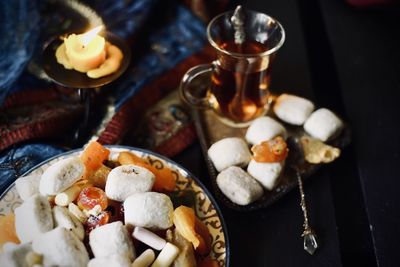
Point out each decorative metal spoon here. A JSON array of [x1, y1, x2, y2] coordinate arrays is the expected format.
[[230, 5, 245, 45], [287, 136, 318, 255]]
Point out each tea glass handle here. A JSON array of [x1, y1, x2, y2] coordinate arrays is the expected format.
[[179, 63, 214, 109]]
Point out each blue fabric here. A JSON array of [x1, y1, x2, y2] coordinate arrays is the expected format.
[[90, 0, 158, 39], [112, 5, 207, 109], [0, 144, 65, 193], [0, 0, 207, 193], [0, 0, 40, 104]]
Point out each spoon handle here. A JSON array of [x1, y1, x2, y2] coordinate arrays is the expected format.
[[296, 171, 318, 255]]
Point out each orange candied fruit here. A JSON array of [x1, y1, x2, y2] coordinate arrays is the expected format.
[[77, 186, 108, 211], [0, 213, 20, 249], [251, 136, 289, 163], [80, 141, 110, 172], [173, 205, 211, 255]]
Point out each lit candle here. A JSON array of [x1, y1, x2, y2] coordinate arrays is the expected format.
[[87, 43, 123, 79], [55, 26, 124, 79], [62, 26, 106, 73]]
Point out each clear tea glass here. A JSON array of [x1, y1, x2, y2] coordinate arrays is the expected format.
[[180, 8, 285, 127]]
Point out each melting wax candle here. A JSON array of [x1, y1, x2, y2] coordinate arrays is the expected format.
[[56, 26, 124, 78], [61, 26, 106, 73]]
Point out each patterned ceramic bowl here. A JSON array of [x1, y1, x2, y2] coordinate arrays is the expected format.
[[0, 146, 229, 266]]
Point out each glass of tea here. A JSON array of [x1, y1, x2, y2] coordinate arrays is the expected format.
[[180, 7, 285, 127]]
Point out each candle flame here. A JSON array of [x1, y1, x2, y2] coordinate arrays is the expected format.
[[80, 26, 103, 46]]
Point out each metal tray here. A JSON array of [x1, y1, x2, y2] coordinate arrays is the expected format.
[[192, 104, 351, 212]]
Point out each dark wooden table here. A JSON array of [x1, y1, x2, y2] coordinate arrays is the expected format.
[[173, 0, 400, 266]]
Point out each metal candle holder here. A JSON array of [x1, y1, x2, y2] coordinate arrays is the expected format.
[[41, 31, 131, 144]]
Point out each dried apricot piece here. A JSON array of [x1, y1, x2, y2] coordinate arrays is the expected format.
[[251, 136, 288, 163], [173, 206, 211, 255], [154, 167, 176, 192], [80, 141, 110, 173], [0, 213, 20, 250], [88, 164, 111, 188], [173, 206, 199, 247], [194, 216, 212, 255]]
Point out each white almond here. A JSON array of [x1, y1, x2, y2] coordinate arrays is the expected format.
[[132, 249, 155, 267], [151, 242, 180, 267], [54, 180, 90, 207], [68, 203, 87, 223], [133, 227, 166, 251], [53, 206, 84, 240]]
